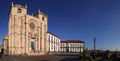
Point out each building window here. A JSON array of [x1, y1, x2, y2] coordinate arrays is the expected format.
[[49, 35, 50, 41], [51, 36, 53, 43], [17, 8, 22, 13], [72, 44, 73, 47], [66, 43, 68, 46], [42, 17, 44, 21]]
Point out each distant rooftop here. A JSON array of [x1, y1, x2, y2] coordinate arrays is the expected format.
[[61, 40, 84, 43]]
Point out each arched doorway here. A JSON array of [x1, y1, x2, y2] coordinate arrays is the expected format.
[[31, 41, 35, 51], [30, 39, 35, 51]]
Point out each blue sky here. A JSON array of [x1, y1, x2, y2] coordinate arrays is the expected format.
[[0, 0, 120, 51]]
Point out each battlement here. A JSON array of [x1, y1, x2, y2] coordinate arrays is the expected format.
[[11, 2, 27, 9]]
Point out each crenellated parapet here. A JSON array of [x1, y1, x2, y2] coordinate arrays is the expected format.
[[11, 2, 27, 9]]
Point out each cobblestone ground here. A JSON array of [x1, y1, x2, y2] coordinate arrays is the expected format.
[[0, 53, 80, 61]]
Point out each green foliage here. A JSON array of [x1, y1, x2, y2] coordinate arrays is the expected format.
[[79, 56, 102, 61], [79, 49, 103, 61], [105, 50, 113, 59], [79, 49, 92, 61]]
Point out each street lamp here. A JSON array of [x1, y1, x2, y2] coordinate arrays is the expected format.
[[94, 37, 96, 53]]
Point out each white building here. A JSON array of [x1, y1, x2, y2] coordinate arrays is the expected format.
[[47, 32, 61, 53], [61, 40, 85, 53]]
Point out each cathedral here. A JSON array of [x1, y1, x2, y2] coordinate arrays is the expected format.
[[3, 3, 48, 55], [2, 3, 85, 55]]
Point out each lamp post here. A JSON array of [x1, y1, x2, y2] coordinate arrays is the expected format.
[[80, 43, 81, 53], [94, 37, 96, 53]]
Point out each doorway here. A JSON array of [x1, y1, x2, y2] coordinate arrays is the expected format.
[[30, 39, 35, 51]]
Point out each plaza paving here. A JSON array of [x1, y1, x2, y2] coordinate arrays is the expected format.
[[0, 53, 80, 61]]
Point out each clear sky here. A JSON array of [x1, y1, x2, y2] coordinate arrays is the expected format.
[[0, 0, 120, 51]]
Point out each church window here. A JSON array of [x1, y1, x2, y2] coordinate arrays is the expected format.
[[30, 22, 35, 29], [42, 17, 44, 21], [17, 8, 22, 13]]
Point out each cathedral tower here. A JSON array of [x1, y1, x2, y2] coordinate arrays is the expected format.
[[8, 2, 27, 55]]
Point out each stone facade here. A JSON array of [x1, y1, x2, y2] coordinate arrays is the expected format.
[[3, 3, 48, 55], [2, 35, 8, 54]]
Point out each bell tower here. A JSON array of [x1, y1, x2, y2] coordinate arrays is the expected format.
[[8, 2, 27, 55], [10, 2, 27, 15]]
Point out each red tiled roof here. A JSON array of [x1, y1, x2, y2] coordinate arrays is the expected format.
[[61, 40, 85, 43]]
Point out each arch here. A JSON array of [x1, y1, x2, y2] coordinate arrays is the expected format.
[[31, 41, 35, 51], [17, 8, 22, 13]]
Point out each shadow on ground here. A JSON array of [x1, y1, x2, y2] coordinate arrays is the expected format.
[[0, 53, 80, 61], [59, 57, 79, 61], [54, 53, 80, 56]]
